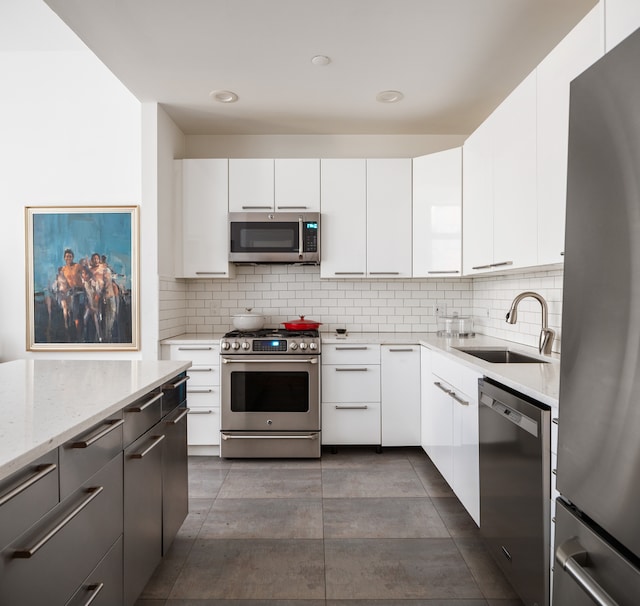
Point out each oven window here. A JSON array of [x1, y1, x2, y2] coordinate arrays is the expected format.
[[230, 371, 309, 412], [231, 222, 299, 252]]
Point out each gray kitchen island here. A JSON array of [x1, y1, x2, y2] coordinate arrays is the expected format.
[[0, 358, 191, 606]]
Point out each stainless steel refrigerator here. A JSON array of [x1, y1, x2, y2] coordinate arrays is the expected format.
[[555, 25, 640, 605]]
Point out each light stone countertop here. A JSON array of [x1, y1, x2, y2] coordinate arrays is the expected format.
[[161, 331, 560, 410], [0, 359, 190, 482]]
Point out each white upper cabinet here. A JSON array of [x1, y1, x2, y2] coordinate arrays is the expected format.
[[462, 117, 495, 274], [320, 159, 368, 278], [228, 159, 274, 212], [366, 158, 413, 278], [274, 159, 320, 211], [413, 148, 462, 277], [492, 70, 538, 271], [229, 158, 320, 212], [605, 0, 640, 52], [537, 5, 604, 265], [174, 159, 234, 279]]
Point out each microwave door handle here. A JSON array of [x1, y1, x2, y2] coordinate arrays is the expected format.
[[298, 216, 303, 260]]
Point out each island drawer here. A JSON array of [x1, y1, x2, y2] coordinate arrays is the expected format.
[[123, 387, 163, 447], [0, 450, 59, 552], [59, 411, 124, 500], [161, 372, 188, 416], [0, 453, 123, 606]]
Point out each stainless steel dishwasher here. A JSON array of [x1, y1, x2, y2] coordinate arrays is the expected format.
[[478, 377, 551, 606]]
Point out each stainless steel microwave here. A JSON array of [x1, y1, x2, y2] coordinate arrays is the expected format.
[[229, 212, 320, 264]]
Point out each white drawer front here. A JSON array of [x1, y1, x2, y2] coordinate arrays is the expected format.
[[322, 344, 380, 365], [187, 407, 220, 446], [169, 344, 219, 364], [322, 402, 381, 445], [322, 364, 381, 402], [186, 364, 219, 386]]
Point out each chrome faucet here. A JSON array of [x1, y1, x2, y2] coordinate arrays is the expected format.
[[506, 291, 555, 356]]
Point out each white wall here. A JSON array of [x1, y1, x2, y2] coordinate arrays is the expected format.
[[0, 0, 142, 361]]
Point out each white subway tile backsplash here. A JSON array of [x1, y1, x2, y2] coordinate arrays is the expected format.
[[158, 265, 563, 352]]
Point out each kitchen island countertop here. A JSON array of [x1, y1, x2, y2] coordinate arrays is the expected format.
[[0, 359, 190, 482]]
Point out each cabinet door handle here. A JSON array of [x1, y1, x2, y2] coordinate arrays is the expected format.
[[471, 263, 492, 270], [369, 271, 400, 275], [335, 346, 368, 351], [188, 409, 214, 415], [335, 405, 368, 410], [164, 376, 189, 390], [188, 367, 213, 372], [242, 205, 272, 210], [277, 205, 308, 210], [188, 387, 214, 393], [70, 418, 125, 448], [335, 367, 368, 372], [552, 417, 559, 425], [433, 381, 453, 395], [491, 261, 513, 268], [130, 435, 166, 459], [388, 348, 414, 352], [13, 486, 104, 558], [427, 270, 460, 274], [165, 407, 190, 424], [178, 346, 213, 351], [451, 392, 469, 406], [0, 463, 57, 507], [82, 582, 104, 606], [334, 272, 365, 275], [195, 271, 227, 275], [126, 392, 163, 413]]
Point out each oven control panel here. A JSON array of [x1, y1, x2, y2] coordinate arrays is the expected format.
[[221, 337, 320, 353], [253, 339, 288, 352]]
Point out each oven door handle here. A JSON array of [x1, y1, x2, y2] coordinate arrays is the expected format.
[[221, 433, 319, 440], [222, 358, 318, 365]]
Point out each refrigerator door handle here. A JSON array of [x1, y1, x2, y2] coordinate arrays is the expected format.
[[555, 537, 619, 606]]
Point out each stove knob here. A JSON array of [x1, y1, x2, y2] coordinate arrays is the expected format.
[[221, 341, 230, 351], [309, 342, 318, 350], [232, 341, 241, 350], [290, 342, 298, 350], [241, 341, 251, 350], [299, 342, 308, 350]]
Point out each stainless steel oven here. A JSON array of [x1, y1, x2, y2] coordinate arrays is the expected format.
[[220, 329, 321, 458]]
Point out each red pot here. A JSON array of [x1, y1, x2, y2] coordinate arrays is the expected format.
[[282, 315, 323, 330]]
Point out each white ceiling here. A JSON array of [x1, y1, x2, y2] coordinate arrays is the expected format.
[[42, 0, 598, 136]]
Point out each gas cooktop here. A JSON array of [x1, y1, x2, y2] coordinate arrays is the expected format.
[[223, 328, 319, 339]]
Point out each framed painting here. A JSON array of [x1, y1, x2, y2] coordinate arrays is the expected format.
[[25, 206, 140, 351]]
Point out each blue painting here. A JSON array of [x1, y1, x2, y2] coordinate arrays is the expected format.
[[26, 206, 139, 350]]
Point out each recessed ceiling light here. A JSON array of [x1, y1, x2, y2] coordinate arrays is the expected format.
[[376, 90, 404, 103], [210, 90, 238, 103], [311, 55, 331, 66]]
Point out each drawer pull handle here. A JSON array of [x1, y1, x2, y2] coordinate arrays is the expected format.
[[188, 409, 214, 415], [188, 367, 213, 372], [130, 435, 166, 459], [83, 582, 104, 606], [188, 388, 214, 393], [335, 405, 368, 410], [451, 392, 469, 406], [335, 346, 368, 351], [13, 486, 104, 559], [553, 417, 559, 425], [164, 376, 189, 390], [242, 205, 272, 210], [389, 348, 414, 352], [0, 463, 57, 507], [165, 407, 190, 425], [276, 205, 308, 209], [126, 392, 163, 413], [335, 367, 368, 372], [434, 381, 453, 395], [70, 418, 125, 448], [334, 272, 365, 275], [177, 346, 213, 351], [194, 272, 227, 275], [369, 271, 400, 275], [427, 270, 460, 274]]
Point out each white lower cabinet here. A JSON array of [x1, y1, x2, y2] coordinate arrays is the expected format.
[[322, 343, 381, 445], [162, 341, 221, 454], [381, 345, 421, 446], [423, 349, 481, 525]]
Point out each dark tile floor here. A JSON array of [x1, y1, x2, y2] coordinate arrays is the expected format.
[[136, 447, 523, 606]]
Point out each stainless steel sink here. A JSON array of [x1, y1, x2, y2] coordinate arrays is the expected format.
[[454, 348, 549, 364]]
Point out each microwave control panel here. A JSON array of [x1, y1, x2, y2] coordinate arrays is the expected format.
[[303, 222, 318, 252]]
